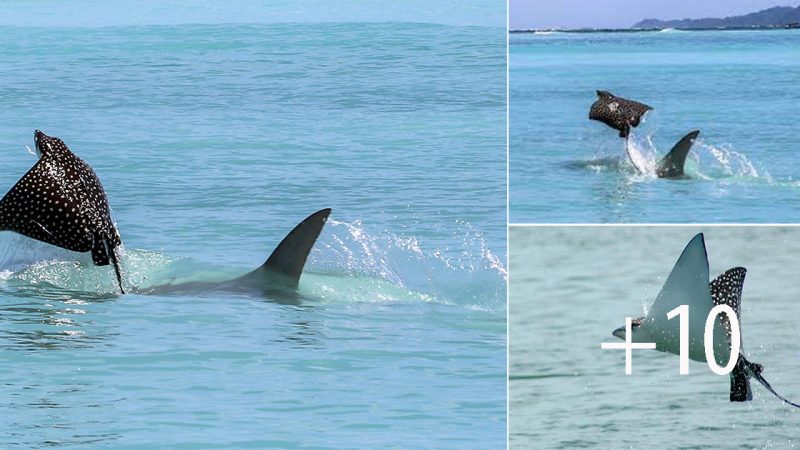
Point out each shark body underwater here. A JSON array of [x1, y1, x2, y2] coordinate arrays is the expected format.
[[0, 130, 330, 296], [588, 90, 700, 178], [612, 233, 800, 407]]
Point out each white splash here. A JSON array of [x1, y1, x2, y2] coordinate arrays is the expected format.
[[309, 218, 507, 310], [691, 141, 770, 181], [625, 132, 659, 177], [622, 115, 769, 182]]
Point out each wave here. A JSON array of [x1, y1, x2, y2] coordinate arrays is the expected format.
[[561, 155, 634, 173], [307, 219, 506, 311], [690, 141, 771, 181], [625, 133, 770, 182], [577, 114, 773, 184], [624, 131, 659, 177], [0, 219, 506, 312]]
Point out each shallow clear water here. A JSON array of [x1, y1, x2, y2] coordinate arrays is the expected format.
[[510, 30, 800, 223], [510, 226, 800, 448], [0, 14, 506, 448]]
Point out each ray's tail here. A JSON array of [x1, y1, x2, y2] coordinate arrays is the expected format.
[[108, 244, 125, 294], [732, 356, 800, 408], [729, 356, 753, 402], [92, 234, 125, 294]]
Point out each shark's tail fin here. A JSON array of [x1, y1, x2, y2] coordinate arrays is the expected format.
[[656, 130, 700, 178], [247, 208, 331, 288], [735, 356, 800, 407]]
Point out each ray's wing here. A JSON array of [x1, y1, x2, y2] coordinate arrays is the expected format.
[[74, 156, 122, 249], [712, 269, 800, 408], [0, 156, 94, 253], [710, 267, 746, 338], [710, 267, 749, 392], [589, 91, 653, 138]]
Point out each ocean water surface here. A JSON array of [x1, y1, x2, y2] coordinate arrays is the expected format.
[[0, 14, 506, 448], [510, 226, 800, 448], [510, 30, 800, 223]]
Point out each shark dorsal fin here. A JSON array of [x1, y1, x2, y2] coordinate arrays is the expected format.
[[656, 130, 700, 178], [247, 208, 331, 288], [643, 233, 711, 358], [647, 233, 710, 322]]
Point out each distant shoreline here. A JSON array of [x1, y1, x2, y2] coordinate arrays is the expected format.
[[510, 24, 800, 34]]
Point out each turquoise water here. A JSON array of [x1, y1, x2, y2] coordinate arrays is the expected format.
[[510, 227, 800, 448], [510, 30, 800, 223], [0, 15, 506, 448]]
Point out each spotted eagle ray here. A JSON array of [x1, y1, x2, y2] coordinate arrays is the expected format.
[[589, 90, 652, 139], [612, 233, 800, 407], [0, 130, 125, 292], [0, 131, 331, 296], [589, 90, 699, 178]]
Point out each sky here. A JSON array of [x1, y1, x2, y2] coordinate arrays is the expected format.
[[509, 0, 798, 29]]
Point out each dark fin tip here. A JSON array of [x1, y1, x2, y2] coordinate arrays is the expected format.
[[656, 130, 701, 178], [697, 233, 707, 258], [258, 208, 332, 288]]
